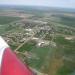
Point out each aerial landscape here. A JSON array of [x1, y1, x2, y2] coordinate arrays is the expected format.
[[0, 4, 75, 75]]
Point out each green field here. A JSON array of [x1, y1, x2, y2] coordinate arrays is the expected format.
[[18, 40, 37, 52], [0, 16, 21, 35], [0, 25, 9, 34], [54, 36, 75, 75], [0, 16, 21, 24], [51, 15, 75, 27], [18, 40, 53, 71]]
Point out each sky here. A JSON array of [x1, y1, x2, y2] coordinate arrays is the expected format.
[[0, 0, 75, 8]]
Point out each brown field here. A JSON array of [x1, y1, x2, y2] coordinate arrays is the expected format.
[[0, 10, 33, 18]]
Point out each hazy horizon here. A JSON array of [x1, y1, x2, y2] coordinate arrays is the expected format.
[[0, 0, 75, 9]]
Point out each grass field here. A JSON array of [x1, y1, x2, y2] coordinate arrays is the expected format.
[[18, 40, 37, 52], [54, 36, 75, 75], [0, 16, 21, 24], [0, 16, 21, 35], [51, 15, 75, 27], [27, 46, 52, 70], [0, 25, 9, 34], [18, 41, 54, 72]]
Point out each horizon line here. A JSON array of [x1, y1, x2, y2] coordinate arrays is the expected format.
[[0, 4, 75, 9]]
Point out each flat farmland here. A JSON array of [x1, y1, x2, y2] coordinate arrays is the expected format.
[[0, 10, 34, 19], [0, 16, 21, 24]]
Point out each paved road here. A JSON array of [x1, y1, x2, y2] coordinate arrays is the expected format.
[[15, 35, 34, 51]]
